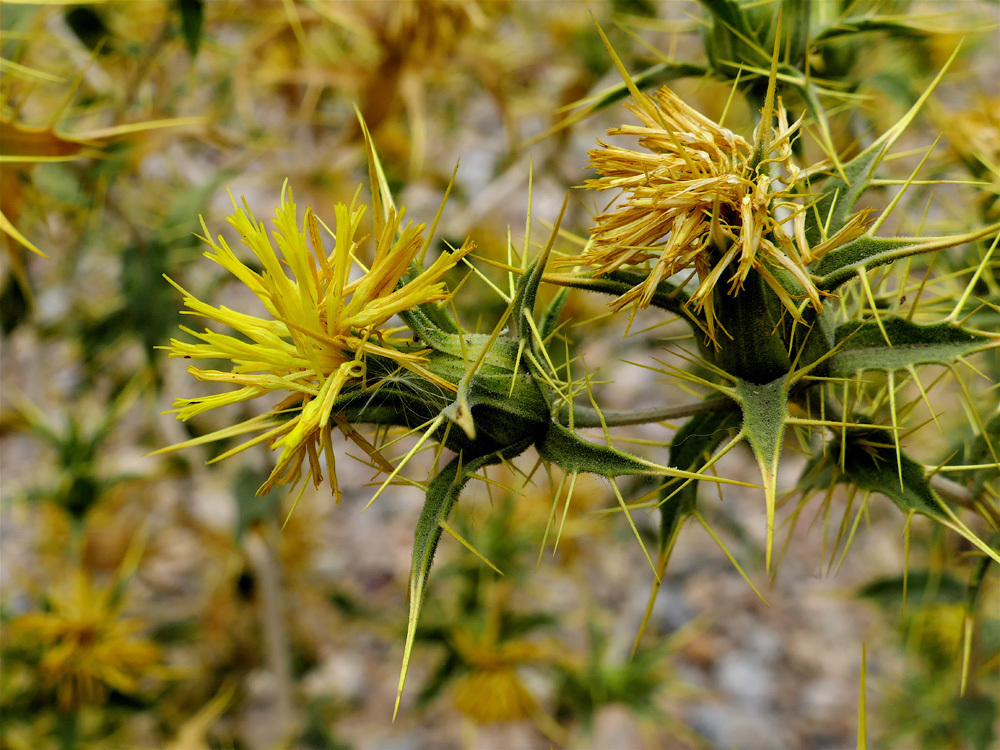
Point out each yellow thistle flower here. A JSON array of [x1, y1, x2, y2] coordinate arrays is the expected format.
[[7, 571, 162, 711], [450, 628, 542, 723], [565, 86, 871, 340], [160, 184, 472, 498]]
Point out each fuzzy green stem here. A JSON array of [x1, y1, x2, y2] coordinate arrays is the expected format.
[[930, 475, 1000, 526], [557, 396, 732, 428]]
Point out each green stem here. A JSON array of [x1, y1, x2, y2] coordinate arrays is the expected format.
[[57, 707, 79, 750], [543, 270, 693, 319], [557, 396, 732, 428], [930, 474, 1000, 525]]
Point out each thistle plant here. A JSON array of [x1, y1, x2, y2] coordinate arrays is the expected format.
[[553, 23, 999, 564], [147, 1, 1000, 735], [2, 535, 164, 749]]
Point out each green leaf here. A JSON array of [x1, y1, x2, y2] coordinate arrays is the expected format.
[[815, 226, 1000, 291], [395, 438, 533, 718], [417, 296, 460, 334], [805, 144, 883, 249], [659, 404, 742, 553], [510, 229, 554, 346], [536, 420, 659, 477], [808, 42, 962, 251], [540, 287, 569, 341], [735, 375, 790, 570], [176, 0, 204, 58], [812, 427, 947, 520], [400, 256, 460, 335], [829, 317, 995, 376], [812, 15, 936, 44], [858, 571, 967, 609], [398, 305, 462, 353]]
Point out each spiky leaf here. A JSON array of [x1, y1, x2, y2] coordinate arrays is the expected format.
[[540, 287, 569, 341], [396, 438, 533, 717], [815, 226, 1000, 291], [510, 236, 552, 346], [659, 404, 741, 553], [735, 375, 790, 570], [829, 317, 995, 376], [810, 427, 947, 520], [537, 421, 659, 477]]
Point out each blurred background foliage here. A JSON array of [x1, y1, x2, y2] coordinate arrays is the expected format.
[[1, 1, 997, 748]]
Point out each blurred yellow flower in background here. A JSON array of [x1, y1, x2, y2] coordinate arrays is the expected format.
[[161, 185, 473, 498], [450, 627, 544, 723], [944, 96, 1000, 221], [7, 571, 162, 711]]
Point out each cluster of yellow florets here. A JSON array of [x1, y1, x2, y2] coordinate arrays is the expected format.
[[163, 186, 472, 498]]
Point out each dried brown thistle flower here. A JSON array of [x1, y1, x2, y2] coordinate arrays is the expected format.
[[565, 86, 871, 342]]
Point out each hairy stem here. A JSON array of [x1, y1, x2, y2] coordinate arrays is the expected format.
[[557, 396, 733, 428], [929, 474, 1000, 525]]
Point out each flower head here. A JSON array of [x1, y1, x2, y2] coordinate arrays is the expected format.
[[565, 86, 870, 342], [7, 571, 162, 711], [163, 185, 472, 497], [450, 628, 542, 723]]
